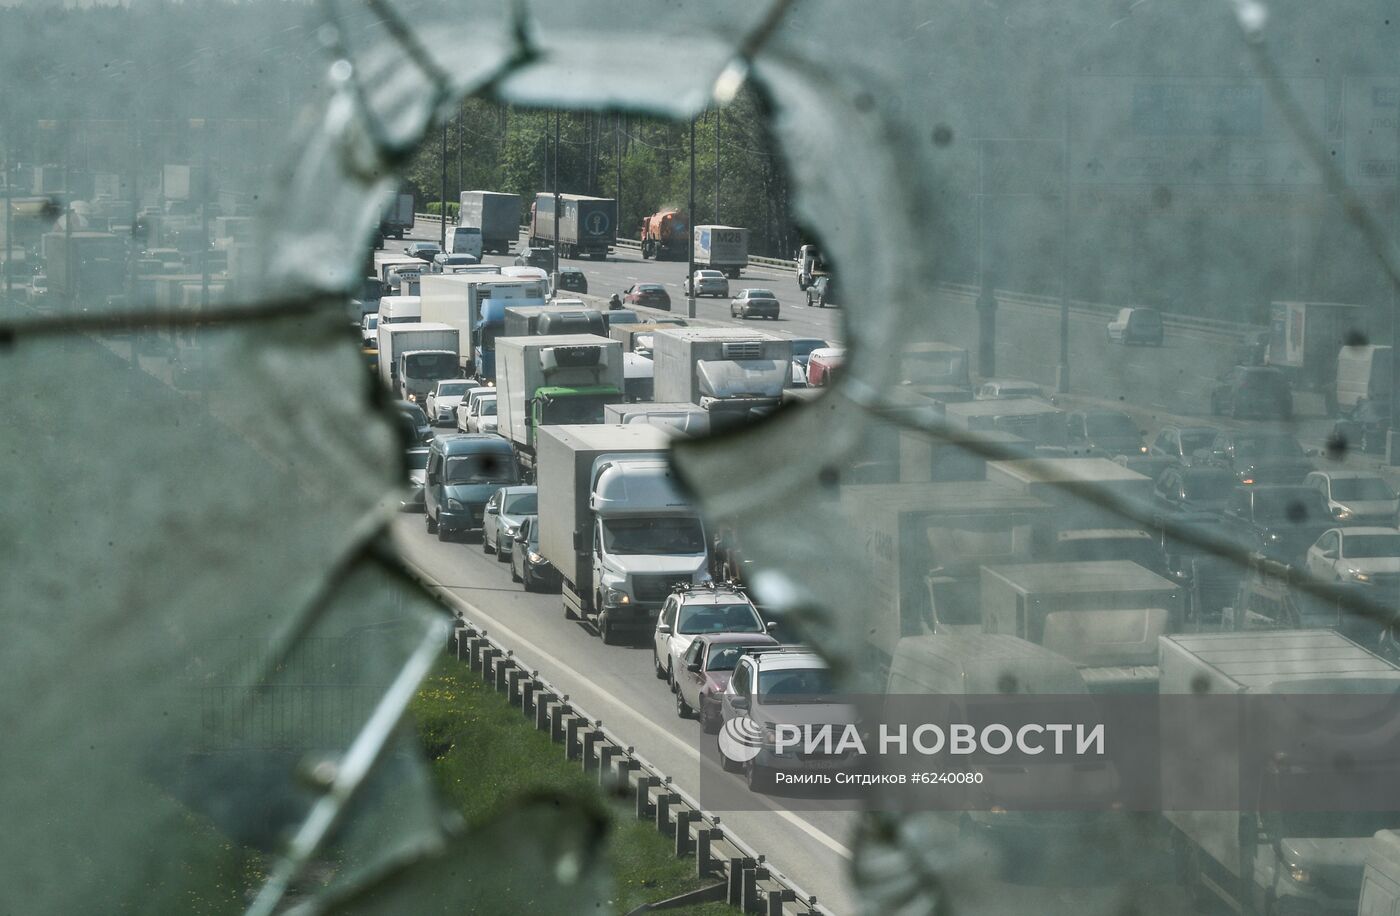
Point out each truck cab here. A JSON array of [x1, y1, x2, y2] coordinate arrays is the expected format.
[[398, 349, 459, 404]]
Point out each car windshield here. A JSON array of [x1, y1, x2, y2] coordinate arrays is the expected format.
[[1085, 414, 1137, 438], [364, 315, 378, 329], [437, 382, 469, 397], [1253, 490, 1328, 522], [443, 453, 517, 485], [745, 289, 775, 298], [1344, 534, 1400, 559], [1235, 434, 1304, 460], [1179, 431, 1217, 454], [758, 667, 837, 702], [502, 493, 538, 515], [1330, 478, 1397, 501], [404, 353, 458, 377], [676, 603, 763, 635], [405, 451, 429, 471], [698, 271, 723, 279], [705, 644, 766, 672], [480, 399, 497, 416], [1181, 472, 1236, 501], [600, 517, 705, 555]]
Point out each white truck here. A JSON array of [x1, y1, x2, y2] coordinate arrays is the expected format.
[[377, 295, 421, 325], [458, 190, 521, 254], [536, 424, 710, 643], [693, 225, 749, 279], [651, 327, 791, 432], [1163, 630, 1400, 916], [420, 273, 547, 379], [980, 560, 1180, 692], [495, 334, 625, 472], [376, 322, 460, 404]]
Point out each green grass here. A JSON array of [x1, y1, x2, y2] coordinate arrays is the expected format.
[[412, 657, 738, 915]]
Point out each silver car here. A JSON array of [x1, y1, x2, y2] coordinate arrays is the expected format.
[[686, 269, 729, 298], [482, 485, 538, 561]]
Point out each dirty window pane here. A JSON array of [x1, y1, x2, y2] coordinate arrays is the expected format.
[[10, 1, 1400, 915]]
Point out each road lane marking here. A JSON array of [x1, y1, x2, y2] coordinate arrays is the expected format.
[[403, 555, 854, 862]]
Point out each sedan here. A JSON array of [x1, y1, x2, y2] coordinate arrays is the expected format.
[[424, 378, 473, 427], [1304, 471, 1400, 525], [624, 283, 672, 310], [673, 633, 780, 731], [404, 241, 441, 262], [509, 516, 560, 592], [1305, 527, 1400, 589], [431, 252, 480, 272], [685, 270, 729, 298], [730, 288, 780, 320], [482, 485, 538, 560]]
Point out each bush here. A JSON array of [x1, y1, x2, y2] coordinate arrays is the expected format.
[[424, 202, 459, 219]]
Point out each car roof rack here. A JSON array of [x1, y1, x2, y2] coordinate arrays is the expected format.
[[743, 645, 813, 659]]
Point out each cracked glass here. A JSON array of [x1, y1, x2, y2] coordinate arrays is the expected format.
[[6, 0, 1400, 914]]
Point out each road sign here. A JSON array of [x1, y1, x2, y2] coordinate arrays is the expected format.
[[1070, 76, 1326, 186], [1344, 77, 1400, 188]]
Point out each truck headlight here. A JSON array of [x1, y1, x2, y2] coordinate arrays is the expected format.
[[1288, 865, 1311, 884], [604, 587, 630, 606]]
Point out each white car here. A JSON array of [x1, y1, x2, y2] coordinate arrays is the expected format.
[[468, 394, 498, 433], [424, 378, 473, 427], [455, 386, 495, 432], [1305, 527, 1400, 588], [360, 313, 379, 347], [975, 378, 1045, 401], [652, 585, 769, 688], [1304, 471, 1400, 526], [685, 269, 730, 298]]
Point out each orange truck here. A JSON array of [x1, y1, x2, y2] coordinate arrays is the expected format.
[[639, 208, 689, 261]]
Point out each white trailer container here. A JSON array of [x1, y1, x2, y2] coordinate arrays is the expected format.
[[1162, 630, 1400, 916], [458, 190, 521, 254], [495, 334, 624, 468], [376, 322, 460, 402], [377, 295, 421, 325], [693, 225, 749, 279], [420, 273, 547, 379], [980, 560, 1180, 691], [536, 424, 710, 642], [651, 327, 791, 431]]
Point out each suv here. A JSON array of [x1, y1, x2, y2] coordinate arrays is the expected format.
[[716, 647, 858, 791], [805, 275, 838, 308], [515, 245, 554, 270], [652, 584, 768, 687], [555, 267, 588, 294]]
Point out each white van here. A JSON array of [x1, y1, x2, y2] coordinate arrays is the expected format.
[[1336, 344, 1391, 414], [449, 226, 483, 260]]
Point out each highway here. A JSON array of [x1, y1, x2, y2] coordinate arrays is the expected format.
[[375, 230, 1213, 914]]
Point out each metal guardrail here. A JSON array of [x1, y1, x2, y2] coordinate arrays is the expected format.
[[414, 571, 832, 916]]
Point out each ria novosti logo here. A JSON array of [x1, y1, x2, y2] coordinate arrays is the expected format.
[[718, 717, 765, 764]]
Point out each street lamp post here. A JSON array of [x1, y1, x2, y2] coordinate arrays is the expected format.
[[687, 118, 697, 319], [975, 139, 997, 377], [552, 110, 560, 290], [439, 123, 448, 250]]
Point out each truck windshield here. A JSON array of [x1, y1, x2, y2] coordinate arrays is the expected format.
[[404, 353, 458, 378], [541, 394, 612, 425], [444, 454, 517, 485], [676, 603, 764, 635], [758, 668, 837, 702], [600, 517, 705, 556]]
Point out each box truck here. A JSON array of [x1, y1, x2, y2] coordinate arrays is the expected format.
[[693, 225, 748, 278], [420, 273, 546, 379], [376, 322, 459, 403], [651, 327, 791, 431], [536, 424, 710, 642], [1268, 301, 1368, 394], [495, 334, 624, 471], [980, 560, 1181, 691], [379, 191, 415, 239], [843, 481, 1050, 678], [1163, 630, 1400, 916], [458, 190, 520, 254], [530, 193, 617, 260]]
